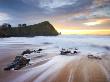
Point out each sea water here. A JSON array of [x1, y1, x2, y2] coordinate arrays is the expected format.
[[0, 35, 110, 55]]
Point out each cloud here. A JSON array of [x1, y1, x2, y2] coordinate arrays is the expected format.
[[22, 0, 92, 15], [91, 7, 110, 18], [22, 0, 77, 9], [90, 0, 110, 9], [39, 0, 77, 9], [0, 12, 11, 21], [66, 0, 110, 29], [84, 21, 103, 26], [0, 12, 12, 25], [83, 18, 110, 26]]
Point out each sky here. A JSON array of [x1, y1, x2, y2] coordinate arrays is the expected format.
[[0, 0, 110, 35]]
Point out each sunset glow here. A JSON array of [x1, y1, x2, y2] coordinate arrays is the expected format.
[[84, 19, 110, 26], [57, 29, 110, 35], [84, 21, 102, 26]]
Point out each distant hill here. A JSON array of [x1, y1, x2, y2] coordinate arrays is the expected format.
[[0, 21, 59, 37]]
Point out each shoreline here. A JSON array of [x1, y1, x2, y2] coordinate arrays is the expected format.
[[0, 42, 110, 82]]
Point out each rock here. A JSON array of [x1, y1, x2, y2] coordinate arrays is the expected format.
[[4, 56, 30, 71], [60, 49, 71, 55], [37, 48, 43, 53], [87, 55, 102, 60], [37, 49, 43, 51], [21, 49, 36, 55]]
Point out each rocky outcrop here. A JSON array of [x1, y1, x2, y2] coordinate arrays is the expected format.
[[0, 21, 59, 37]]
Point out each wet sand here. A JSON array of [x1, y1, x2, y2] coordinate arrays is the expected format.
[[48, 57, 109, 82], [0, 45, 110, 82]]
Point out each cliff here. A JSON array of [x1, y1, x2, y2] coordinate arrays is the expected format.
[[0, 21, 59, 37]]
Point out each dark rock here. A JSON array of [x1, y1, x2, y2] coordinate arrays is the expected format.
[[87, 55, 102, 60], [21, 49, 36, 55], [4, 56, 30, 71], [37, 49, 43, 51], [60, 49, 71, 55]]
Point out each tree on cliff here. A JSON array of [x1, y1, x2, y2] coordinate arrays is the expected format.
[[0, 23, 12, 37], [1, 23, 12, 28]]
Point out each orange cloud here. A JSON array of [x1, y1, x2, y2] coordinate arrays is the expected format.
[[83, 18, 110, 26]]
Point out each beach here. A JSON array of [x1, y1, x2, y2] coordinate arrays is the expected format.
[[0, 35, 110, 82]]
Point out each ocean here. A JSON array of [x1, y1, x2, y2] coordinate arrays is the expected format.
[[0, 35, 110, 55]]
